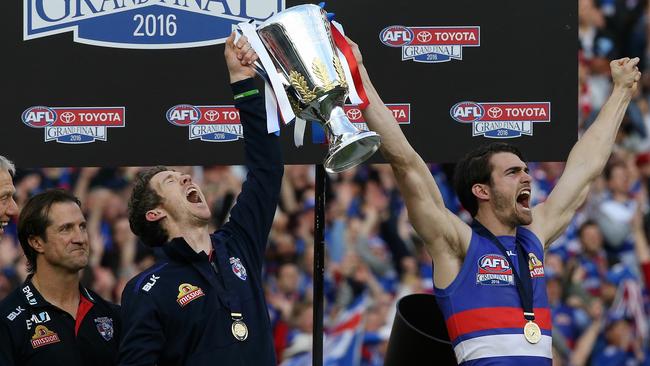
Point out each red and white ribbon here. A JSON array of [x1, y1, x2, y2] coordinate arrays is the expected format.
[[330, 21, 369, 110]]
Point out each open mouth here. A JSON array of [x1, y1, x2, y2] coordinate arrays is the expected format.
[[186, 187, 203, 204], [0, 221, 8, 232], [516, 189, 531, 210]]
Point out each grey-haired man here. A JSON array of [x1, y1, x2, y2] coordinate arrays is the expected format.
[[0, 155, 19, 238]]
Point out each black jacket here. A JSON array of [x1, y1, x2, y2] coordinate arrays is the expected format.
[[118, 78, 283, 366], [0, 279, 121, 366]]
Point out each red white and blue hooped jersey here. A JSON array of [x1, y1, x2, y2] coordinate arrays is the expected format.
[[435, 227, 552, 365]]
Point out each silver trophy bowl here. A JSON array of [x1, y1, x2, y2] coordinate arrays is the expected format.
[[251, 4, 381, 173]]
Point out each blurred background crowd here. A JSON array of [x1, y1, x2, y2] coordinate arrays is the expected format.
[[3, 0, 650, 364]]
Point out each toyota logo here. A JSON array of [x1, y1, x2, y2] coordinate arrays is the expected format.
[[60, 112, 76, 124], [487, 107, 502, 119], [204, 110, 220, 122], [417, 31, 432, 43], [346, 108, 362, 120]]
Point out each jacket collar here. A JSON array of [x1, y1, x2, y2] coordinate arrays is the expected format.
[[162, 236, 209, 263], [162, 230, 233, 263]]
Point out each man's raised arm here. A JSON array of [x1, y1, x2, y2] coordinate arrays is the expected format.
[[530, 57, 641, 247], [349, 38, 470, 286], [221, 33, 283, 263]]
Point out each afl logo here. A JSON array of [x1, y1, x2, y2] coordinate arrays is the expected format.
[[166, 105, 201, 126], [478, 254, 511, 273], [450, 101, 484, 123], [21, 106, 57, 128], [380, 25, 414, 47]]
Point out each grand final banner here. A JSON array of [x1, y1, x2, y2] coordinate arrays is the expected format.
[[3, 0, 576, 168]]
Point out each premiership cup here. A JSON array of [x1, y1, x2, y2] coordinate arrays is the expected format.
[[248, 4, 381, 173]]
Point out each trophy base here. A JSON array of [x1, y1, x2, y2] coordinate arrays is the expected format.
[[324, 131, 381, 173]]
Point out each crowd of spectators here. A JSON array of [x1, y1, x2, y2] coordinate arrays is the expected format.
[[3, 0, 650, 365]]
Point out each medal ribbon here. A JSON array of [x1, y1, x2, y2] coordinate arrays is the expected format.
[[471, 220, 535, 323], [210, 236, 244, 329]]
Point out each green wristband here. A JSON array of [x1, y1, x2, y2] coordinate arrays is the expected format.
[[234, 89, 260, 100]]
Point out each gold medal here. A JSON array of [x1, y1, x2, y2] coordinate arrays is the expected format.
[[523, 321, 541, 344], [231, 319, 249, 341]]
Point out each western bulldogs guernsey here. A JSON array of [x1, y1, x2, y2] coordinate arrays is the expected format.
[[435, 227, 552, 365]]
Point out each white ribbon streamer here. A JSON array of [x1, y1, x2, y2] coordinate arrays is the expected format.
[[264, 85, 280, 134], [238, 22, 295, 133], [294, 118, 307, 147]]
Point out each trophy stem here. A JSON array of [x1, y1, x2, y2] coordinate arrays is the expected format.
[[323, 107, 381, 173]]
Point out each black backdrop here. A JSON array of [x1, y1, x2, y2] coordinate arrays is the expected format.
[[3, 0, 576, 168]]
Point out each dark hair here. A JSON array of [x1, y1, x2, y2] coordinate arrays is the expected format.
[[577, 220, 599, 237], [453, 142, 525, 217], [17, 189, 81, 274], [604, 161, 626, 181], [128, 166, 169, 247]]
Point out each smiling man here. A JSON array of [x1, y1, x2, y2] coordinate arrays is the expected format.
[[0, 189, 121, 366], [347, 33, 642, 365], [0, 155, 18, 238], [118, 32, 283, 366]]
